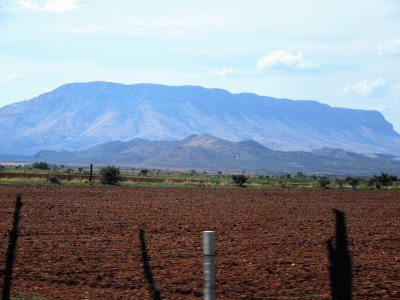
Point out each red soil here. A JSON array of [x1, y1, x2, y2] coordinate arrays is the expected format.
[[0, 185, 399, 299]]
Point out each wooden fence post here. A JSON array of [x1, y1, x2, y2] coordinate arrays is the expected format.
[[203, 231, 216, 300], [89, 164, 93, 183], [327, 209, 352, 300], [2, 195, 22, 300]]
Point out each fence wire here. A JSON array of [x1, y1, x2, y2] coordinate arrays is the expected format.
[[1, 272, 392, 299]]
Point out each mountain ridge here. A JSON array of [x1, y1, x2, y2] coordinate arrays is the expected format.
[[1, 81, 399, 155], [33, 134, 400, 176]]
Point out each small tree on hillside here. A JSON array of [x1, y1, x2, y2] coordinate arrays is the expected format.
[[100, 165, 120, 185]]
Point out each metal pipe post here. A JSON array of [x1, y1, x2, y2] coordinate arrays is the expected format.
[[203, 231, 216, 300]]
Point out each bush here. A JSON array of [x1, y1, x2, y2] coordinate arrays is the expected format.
[[48, 176, 60, 185], [232, 174, 247, 187], [318, 177, 330, 189], [369, 173, 398, 189], [140, 169, 149, 176], [345, 177, 359, 190], [335, 178, 345, 189], [32, 162, 50, 170], [100, 165, 120, 185], [368, 177, 381, 189]]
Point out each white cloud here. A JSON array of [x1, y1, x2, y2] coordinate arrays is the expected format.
[[113, 15, 232, 38], [6, 73, 18, 82], [257, 50, 318, 71], [208, 68, 237, 77], [377, 38, 400, 56], [391, 83, 400, 97], [343, 78, 387, 96], [19, 0, 78, 13], [68, 26, 110, 35], [0, 73, 19, 84], [119, 14, 231, 30]]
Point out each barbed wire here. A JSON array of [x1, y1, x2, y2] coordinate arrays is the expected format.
[[2, 273, 395, 299], [0, 273, 326, 299], [3, 260, 397, 273]]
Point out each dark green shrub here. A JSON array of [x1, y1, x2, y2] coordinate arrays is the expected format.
[[369, 173, 398, 189], [32, 162, 50, 170], [232, 174, 247, 187], [48, 176, 60, 185], [140, 169, 149, 176], [345, 177, 359, 190], [376, 173, 397, 187], [100, 165, 120, 185], [318, 177, 330, 189], [335, 178, 345, 189]]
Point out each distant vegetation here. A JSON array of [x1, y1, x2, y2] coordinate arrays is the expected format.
[[368, 173, 398, 189], [32, 161, 50, 170], [318, 177, 330, 189], [232, 174, 248, 187], [345, 177, 360, 190], [0, 164, 399, 190], [100, 165, 120, 185], [48, 175, 60, 185]]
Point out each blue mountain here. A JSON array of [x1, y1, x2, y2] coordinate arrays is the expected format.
[[34, 134, 400, 175], [1, 81, 399, 155]]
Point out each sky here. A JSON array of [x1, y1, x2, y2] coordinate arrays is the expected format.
[[1, 0, 400, 131]]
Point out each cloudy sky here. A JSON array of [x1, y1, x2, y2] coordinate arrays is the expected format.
[[1, 0, 400, 131]]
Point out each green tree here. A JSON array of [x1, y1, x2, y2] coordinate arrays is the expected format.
[[32, 162, 50, 170], [100, 165, 120, 185], [345, 177, 359, 190], [335, 178, 345, 189], [318, 177, 330, 189], [232, 174, 248, 187], [369, 173, 398, 189], [48, 176, 60, 185], [140, 169, 149, 176]]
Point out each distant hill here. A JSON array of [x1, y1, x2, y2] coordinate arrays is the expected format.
[[34, 134, 400, 176], [1, 81, 400, 155]]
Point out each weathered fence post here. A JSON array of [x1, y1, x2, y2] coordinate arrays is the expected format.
[[89, 164, 93, 183], [203, 231, 216, 300], [139, 229, 161, 300], [2, 194, 22, 300], [327, 209, 352, 300]]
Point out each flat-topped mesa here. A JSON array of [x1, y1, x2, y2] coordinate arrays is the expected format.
[[1, 81, 399, 155]]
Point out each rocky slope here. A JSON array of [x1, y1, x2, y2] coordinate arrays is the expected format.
[[34, 134, 400, 175], [1, 81, 399, 155]]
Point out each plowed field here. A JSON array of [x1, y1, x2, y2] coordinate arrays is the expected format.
[[0, 185, 399, 299]]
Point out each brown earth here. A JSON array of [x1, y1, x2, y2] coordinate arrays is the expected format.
[[0, 185, 399, 299]]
